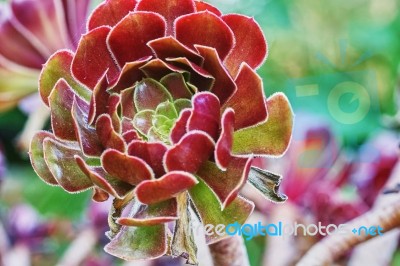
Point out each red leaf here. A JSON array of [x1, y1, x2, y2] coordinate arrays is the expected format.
[[164, 131, 215, 173], [96, 114, 125, 152], [76, 156, 133, 199], [110, 56, 150, 92], [135, 0, 195, 35], [107, 11, 166, 67], [223, 63, 267, 130], [215, 108, 235, 170], [170, 109, 191, 144], [194, 1, 222, 16], [101, 149, 154, 185], [166, 57, 214, 91], [223, 14, 267, 77], [135, 171, 198, 204], [195, 45, 236, 104], [148, 36, 203, 65], [175, 11, 234, 60], [87, 0, 136, 30], [188, 92, 220, 140], [140, 58, 185, 81], [72, 26, 119, 88], [128, 140, 168, 177]]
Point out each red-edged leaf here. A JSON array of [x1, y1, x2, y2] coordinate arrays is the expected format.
[[215, 108, 234, 170], [189, 179, 254, 244], [72, 97, 104, 157], [166, 57, 214, 91], [140, 58, 185, 81], [0, 11, 44, 68], [29, 131, 58, 186], [11, 0, 69, 52], [107, 11, 166, 67], [117, 198, 178, 226], [187, 92, 220, 140], [88, 72, 109, 125], [43, 138, 93, 193], [197, 156, 252, 209], [170, 109, 191, 144], [232, 93, 294, 156], [105, 224, 167, 261], [148, 36, 203, 65], [39, 50, 90, 106], [135, 171, 198, 204], [128, 141, 168, 177], [224, 63, 267, 130], [160, 73, 193, 99], [96, 114, 125, 152], [87, 0, 136, 30], [195, 45, 236, 104], [122, 130, 140, 145], [134, 79, 172, 111], [164, 131, 215, 173], [101, 149, 154, 185], [72, 26, 119, 88], [223, 14, 267, 77], [194, 1, 222, 16], [76, 156, 133, 199], [135, 0, 195, 35], [110, 56, 150, 92], [175, 11, 234, 60], [48, 79, 77, 141]]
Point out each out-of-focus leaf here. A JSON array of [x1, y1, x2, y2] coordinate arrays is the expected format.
[[8, 165, 91, 220]]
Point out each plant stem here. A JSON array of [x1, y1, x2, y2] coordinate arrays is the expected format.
[[296, 200, 400, 266], [209, 236, 250, 266]]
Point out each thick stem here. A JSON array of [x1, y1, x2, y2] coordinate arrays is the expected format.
[[209, 236, 250, 266]]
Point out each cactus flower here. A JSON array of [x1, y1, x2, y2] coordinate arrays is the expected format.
[[29, 0, 293, 263]]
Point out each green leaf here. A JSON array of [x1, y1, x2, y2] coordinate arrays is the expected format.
[[189, 179, 254, 244], [232, 93, 293, 157]]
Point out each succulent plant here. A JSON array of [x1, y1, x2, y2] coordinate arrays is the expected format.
[[29, 0, 293, 263]]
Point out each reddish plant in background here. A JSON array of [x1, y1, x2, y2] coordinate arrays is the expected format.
[[0, 0, 90, 110], [29, 0, 293, 263]]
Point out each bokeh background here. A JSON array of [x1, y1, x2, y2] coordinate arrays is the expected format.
[[0, 0, 399, 265]]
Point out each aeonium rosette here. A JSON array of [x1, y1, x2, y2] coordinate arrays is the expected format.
[[29, 0, 293, 263]]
